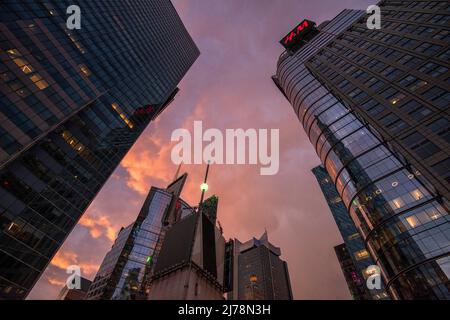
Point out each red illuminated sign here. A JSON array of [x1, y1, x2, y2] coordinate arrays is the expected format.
[[280, 19, 316, 51], [134, 105, 155, 116]]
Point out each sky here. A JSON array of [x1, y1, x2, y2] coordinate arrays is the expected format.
[[28, 0, 375, 300]]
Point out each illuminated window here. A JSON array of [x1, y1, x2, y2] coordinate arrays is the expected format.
[[427, 208, 442, 220], [390, 93, 406, 105], [65, 32, 86, 54], [29, 74, 42, 83], [7, 222, 20, 234], [111, 103, 134, 128], [79, 64, 91, 76], [355, 249, 369, 260], [410, 189, 424, 201], [30, 73, 48, 89], [390, 197, 405, 209], [21, 64, 34, 74], [7, 48, 49, 90], [406, 215, 420, 228], [6, 49, 21, 57], [348, 233, 360, 240], [61, 130, 85, 153], [34, 79, 49, 90]]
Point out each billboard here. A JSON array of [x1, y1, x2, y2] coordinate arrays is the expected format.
[[280, 19, 317, 51]]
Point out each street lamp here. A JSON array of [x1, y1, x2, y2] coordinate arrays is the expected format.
[[200, 182, 208, 192]]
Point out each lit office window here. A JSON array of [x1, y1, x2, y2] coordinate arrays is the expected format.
[[355, 249, 369, 260], [112, 103, 134, 128]]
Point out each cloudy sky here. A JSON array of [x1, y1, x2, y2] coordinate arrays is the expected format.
[[28, 0, 375, 300]]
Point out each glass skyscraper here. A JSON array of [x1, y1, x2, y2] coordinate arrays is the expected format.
[[313, 165, 388, 300], [273, 4, 450, 299], [86, 176, 194, 300], [0, 0, 199, 299]]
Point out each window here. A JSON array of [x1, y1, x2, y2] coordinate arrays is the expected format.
[[422, 86, 450, 108], [386, 119, 409, 134], [361, 100, 385, 115], [111, 103, 134, 128], [406, 215, 420, 228], [410, 189, 424, 201], [414, 141, 441, 159], [0, 128, 22, 154], [427, 118, 450, 143], [409, 106, 432, 122], [6, 48, 49, 91], [399, 75, 427, 91], [416, 43, 442, 55], [354, 249, 369, 261], [390, 93, 406, 105], [379, 113, 399, 126], [439, 49, 450, 61], [390, 197, 405, 209], [381, 66, 402, 80], [419, 63, 448, 77], [79, 64, 91, 77], [432, 158, 450, 183], [402, 132, 426, 148], [433, 30, 450, 41]]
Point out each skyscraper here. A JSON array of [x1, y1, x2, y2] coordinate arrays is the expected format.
[[226, 231, 293, 300], [0, 0, 199, 299], [312, 165, 388, 300], [273, 4, 450, 299], [86, 174, 193, 300]]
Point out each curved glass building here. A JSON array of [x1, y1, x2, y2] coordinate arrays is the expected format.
[[274, 8, 450, 299]]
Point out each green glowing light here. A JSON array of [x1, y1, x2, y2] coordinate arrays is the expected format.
[[200, 182, 208, 192]]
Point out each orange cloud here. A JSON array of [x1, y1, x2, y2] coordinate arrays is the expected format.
[[121, 99, 207, 196], [79, 214, 116, 242], [47, 277, 65, 287], [50, 250, 99, 277], [50, 251, 78, 270]]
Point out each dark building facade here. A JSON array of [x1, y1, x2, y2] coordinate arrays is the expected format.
[[148, 211, 226, 300], [0, 0, 199, 299], [313, 165, 388, 300], [227, 232, 293, 300], [57, 276, 91, 300], [274, 5, 450, 299], [86, 174, 193, 300], [334, 243, 368, 300]]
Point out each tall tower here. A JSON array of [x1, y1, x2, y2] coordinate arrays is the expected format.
[[86, 174, 192, 300], [273, 4, 450, 299], [0, 0, 199, 299], [226, 231, 293, 300], [312, 165, 389, 300], [148, 164, 226, 300]]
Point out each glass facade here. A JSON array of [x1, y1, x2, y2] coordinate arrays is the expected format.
[[0, 0, 199, 299], [274, 7, 450, 299], [86, 187, 193, 300], [312, 165, 388, 299], [306, 0, 450, 202], [334, 243, 368, 300]]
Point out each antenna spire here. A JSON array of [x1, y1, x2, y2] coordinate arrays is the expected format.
[[173, 162, 182, 181]]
